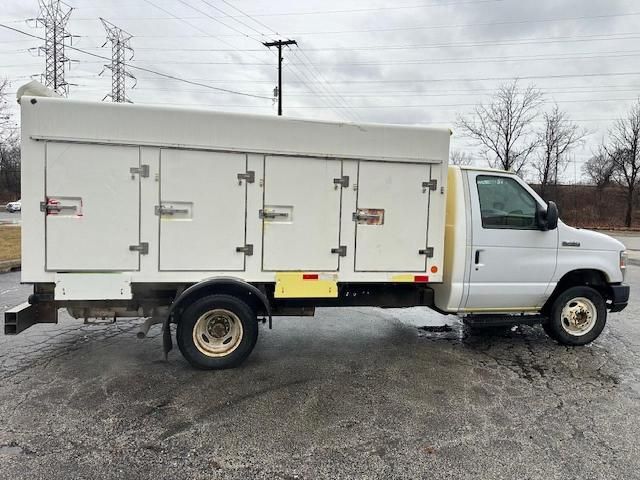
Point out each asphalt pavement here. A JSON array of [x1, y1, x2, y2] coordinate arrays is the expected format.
[[0, 268, 639, 480]]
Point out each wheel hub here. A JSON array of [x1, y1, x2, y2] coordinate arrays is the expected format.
[[192, 309, 244, 357], [207, 317, 230, 338], [560, 297, 597, 336]]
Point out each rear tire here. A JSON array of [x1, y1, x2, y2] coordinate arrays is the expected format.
[[544, 286, 607, 346], [176, 294, 259, 369]]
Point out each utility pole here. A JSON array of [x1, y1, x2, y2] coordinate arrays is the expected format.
[[30, 0, 73, 96], [263, 39, 297, 116], [100, 18, 136, 103]]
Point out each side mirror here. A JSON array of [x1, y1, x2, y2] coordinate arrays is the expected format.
[[537, 201, 558, 231]]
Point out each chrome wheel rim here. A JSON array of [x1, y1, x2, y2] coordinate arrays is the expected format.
[[192, 309, 243, 357], [560, 297, 597, 336]]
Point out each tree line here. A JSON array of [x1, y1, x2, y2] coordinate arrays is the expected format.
[[451, 79, 640, 227], [0, 79, 20, 201]]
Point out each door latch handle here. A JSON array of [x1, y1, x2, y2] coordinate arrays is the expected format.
[[154, 205, 189, 216], [475, 250, 481, 264], [259, 209, 289, 219], [40, 201, 77, 214]]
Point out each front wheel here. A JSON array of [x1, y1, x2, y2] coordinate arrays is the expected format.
[[176, 294, 259, 369], [544, 286, 607, 346]]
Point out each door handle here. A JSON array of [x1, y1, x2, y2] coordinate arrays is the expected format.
[[155, 205, 189, 216], [259, 209, 289, 219], [475, 250, 481, 264]]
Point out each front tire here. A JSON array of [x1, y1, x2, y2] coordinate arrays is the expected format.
[[176, 294, 259, 369], [544, 286, 607, 346]]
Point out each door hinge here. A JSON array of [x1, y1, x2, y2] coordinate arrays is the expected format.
[[333, 175, 349, 188], [129, 242, 149, 255], [237, 171, 255, 184], [422, 179, 437, 192], [419, 247, 434, 257], [130, 165, 149, 178], [236, 244, 254, 256], [331, 245, 347, 256]]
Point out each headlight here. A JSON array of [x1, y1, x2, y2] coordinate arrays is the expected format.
[[620, 250, 628, 281]]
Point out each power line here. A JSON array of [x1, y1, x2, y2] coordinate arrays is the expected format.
[[41, 0, 510, 20], [225, 0, 507, 17], [62, 49, 640, 66], [106, 71, 640, 84], [173, 0, 263, 42], [208, 11, 640, 37], [205, 0, 361, 121], [56, 31, 640, 52], [0, 22, 272, 100]]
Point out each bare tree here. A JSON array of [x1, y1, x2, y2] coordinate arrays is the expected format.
[[0, 79, 20, 199], [0, 79, 11, 137], [583, 145, 615, 190], [533, 105, 587, 197], [449, 149, 473, 166], [0, 137, 20, 198], [457, 80, 543, 174], [607, 99, 640, 227]]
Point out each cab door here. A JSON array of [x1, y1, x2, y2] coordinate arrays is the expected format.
[[464, 172, 558, 310]]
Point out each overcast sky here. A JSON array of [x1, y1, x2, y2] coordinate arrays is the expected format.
[[1, 0, 639, 181]]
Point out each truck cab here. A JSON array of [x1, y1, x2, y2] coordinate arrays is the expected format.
[[434, 166, 629, 344]]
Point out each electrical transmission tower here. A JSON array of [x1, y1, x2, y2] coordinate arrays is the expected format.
[[30, 0, 73, 96], [100, 18, 136, 103]]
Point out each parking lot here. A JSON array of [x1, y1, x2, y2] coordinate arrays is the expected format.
[[0, 267, 639, 479], [0, 211, 20, 224]]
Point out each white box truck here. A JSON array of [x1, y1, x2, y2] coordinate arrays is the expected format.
[[4, 87, 630, 369]]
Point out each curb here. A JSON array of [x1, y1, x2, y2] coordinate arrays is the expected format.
[[0, 260, 21, 273]]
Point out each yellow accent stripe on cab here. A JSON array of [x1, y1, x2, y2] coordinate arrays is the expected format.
[[274, 273, 338, 298]]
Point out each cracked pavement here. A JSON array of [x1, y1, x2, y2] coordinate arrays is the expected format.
[[0, 268, 639, 479]]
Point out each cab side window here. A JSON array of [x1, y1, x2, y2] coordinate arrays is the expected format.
[[476, 175, 538, 229]]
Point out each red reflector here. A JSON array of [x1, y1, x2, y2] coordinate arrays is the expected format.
[[302, 274, 319, 280], [414, 275, 429, 283]]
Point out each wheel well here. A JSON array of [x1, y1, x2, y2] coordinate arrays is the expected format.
[[170, 279, 270, 324], [543, 269, 610, 314]]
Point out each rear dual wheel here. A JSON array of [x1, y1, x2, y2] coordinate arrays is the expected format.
[[176, 294, 259, 369], [543, 286, 607, 346]]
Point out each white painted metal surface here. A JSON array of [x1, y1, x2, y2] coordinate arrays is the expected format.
[[262, 156, 342, 271], [18, 94, 628, 314], [463, 170, 559, 309], [159, 149, 247, 271], [54, 273, 132, 300], [355, 161, 432, 272], [45, 142, 140, 271], [21, 94, 451, 297]]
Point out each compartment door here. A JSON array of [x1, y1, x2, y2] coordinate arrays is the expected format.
[[355, 161, 431, 272], [262, 156, 342, 271], [45, 142, 141, 271], [159, 149, 247, 271]]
